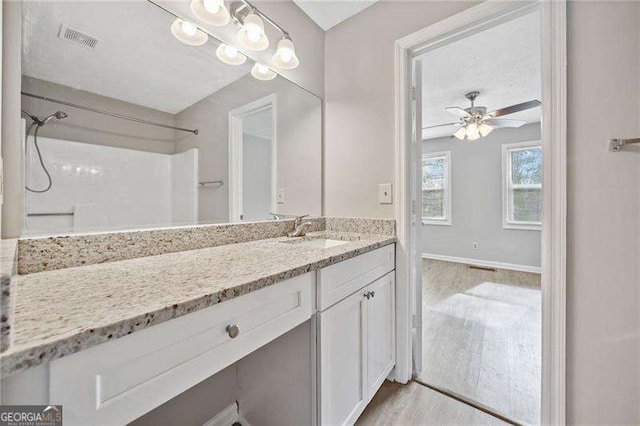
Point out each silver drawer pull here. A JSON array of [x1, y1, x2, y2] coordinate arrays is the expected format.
[[226, 324, 240, 339]]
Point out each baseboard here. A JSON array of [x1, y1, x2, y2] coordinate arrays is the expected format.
[[202, 402, 251, 426], [421, 253, 541, 274]]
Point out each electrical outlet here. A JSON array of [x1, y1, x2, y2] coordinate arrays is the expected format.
[[277, 188, 285, 204], [379, 183, 393, 204], [472, 242, 479, 250]]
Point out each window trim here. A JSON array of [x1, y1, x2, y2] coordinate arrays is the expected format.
[[422, 151, 451, 226], [502, 140, 542, 230]]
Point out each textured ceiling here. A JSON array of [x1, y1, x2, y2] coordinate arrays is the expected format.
[[22, 1, 251, 114], [419, 11, 542, 140]]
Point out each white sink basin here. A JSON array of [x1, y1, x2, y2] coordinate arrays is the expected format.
[[281, 238, 349, 249]]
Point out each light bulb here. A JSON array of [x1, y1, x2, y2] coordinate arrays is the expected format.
[[467, 132, 480, 141], [216, 43, 246, 65], [272, 38, 299, 70], [479, 122, 493, 137], [237, 13, 268, 51], [251, 63, 276, 80], [171, 18, 208, 46], [453, 127, 466, 140], [191, 0, 230, 26], [181, 20, 197, 36], [225, 45, 238, 57], [466, 122, 479, 139], [203, 0, 220, 13], [247, 27, 261, 42]]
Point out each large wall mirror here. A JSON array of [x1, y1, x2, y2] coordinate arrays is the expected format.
[[20, 0, 321, 236]]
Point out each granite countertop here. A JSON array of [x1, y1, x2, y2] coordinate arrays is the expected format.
[[1, 231, 395, 378]]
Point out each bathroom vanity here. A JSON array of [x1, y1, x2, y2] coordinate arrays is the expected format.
[[1, 219, 396, 426]]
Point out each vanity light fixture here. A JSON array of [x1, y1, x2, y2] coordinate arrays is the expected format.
[[170, 18, 208, 46], [272, 36, 299, 69], [251, 63, 276, 80], [190, 0, 230, 26], [237, 12, 269, 51], [216, 43, 247, 65]]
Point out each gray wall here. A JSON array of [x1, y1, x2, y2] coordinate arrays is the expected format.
[[422, 123, 541, 268], [324, 1, 640, 424], [176, 74, 322, 224], [324, 1, 478, 218], [22, 77, 177, 154]]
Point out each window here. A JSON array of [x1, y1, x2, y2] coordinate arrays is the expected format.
[[422, 151, 451, 225], [503, 141, 542, 230]]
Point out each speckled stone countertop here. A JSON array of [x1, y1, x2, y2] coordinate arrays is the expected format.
[[1, 231, 395, 378]]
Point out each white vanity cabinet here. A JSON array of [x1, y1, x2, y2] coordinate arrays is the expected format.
[[317, 245, 396, 426], [48, 273, 314, 426]]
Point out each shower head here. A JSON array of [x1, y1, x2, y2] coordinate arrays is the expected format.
[[41, 111, 68, 125]]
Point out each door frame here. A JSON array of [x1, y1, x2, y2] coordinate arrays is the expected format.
[[393, 1, 566, 425], [228, 94, 277, 222]]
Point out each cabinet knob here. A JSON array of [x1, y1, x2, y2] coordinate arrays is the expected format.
[[364, 292, 370, 299], [226, 324, 240, 339], [370, 291, 375, 298]]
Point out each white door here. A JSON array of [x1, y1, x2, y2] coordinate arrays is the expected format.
[[318, 291, 367, 426], [410, 59, 423, 375], [366, 272, 396, 398]]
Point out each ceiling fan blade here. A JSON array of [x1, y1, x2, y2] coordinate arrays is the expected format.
[[487, 118, 527, 128], [486, 100, 541, 118], [422, 122, 461, 130], [445, 107, 471, 119]]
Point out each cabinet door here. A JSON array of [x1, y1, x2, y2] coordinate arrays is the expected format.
[[366, 272, 395, 399], [318, 289, 368, 426]]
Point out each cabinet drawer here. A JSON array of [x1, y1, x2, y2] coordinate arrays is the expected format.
[[317, 244, 394, 311], [49, 273, 313, 426]]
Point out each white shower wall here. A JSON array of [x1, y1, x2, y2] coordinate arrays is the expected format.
[[24, 134, 198, 236]]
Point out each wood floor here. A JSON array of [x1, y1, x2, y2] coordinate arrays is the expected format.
[[418, 259, 541, 425], [356, 380, 508, 425]]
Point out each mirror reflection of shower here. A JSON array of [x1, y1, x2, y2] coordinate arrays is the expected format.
[[21, 110, 68, 193]]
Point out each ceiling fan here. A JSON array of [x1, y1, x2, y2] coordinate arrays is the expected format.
[[424, 91, 541, 141]]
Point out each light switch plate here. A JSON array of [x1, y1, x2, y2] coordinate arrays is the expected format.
[[379, 183, 392, 204], [277, 188, 285, 204]]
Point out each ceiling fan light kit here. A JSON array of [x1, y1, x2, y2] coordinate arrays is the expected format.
[[425, 91, 541, 141]]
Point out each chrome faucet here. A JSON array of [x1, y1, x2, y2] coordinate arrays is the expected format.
[[288, 215, 312, 237]]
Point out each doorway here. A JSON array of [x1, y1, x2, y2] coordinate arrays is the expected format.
[[393, 2, 567, 425], [228, 95, 277, 222]]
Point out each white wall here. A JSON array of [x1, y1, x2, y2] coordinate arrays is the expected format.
[[324, 1, 640, 423], [422, 124, 542, 268], [566, 2, 640, 423]]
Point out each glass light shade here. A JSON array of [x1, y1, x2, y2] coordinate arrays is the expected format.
[[466, 122, 480, 140], [272, 38, 299, 69], [216, 43, 247, 65], [251, 63, 277, 81], [479, 122, 493, 137], [237, 13, 269, 51], [170, 18, 208, 46], [453, 126, 467, 140], [191, 0, 230, 26]]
